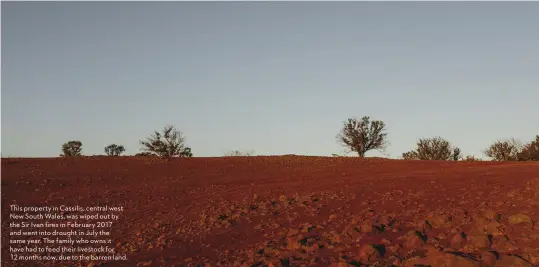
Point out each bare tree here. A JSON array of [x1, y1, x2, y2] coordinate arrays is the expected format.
[[517, 135, 539, 161], [104, 144, 126, 156], [484, 138, 522, 161], [139, 125, 192, 158], [337, 116, 388, 158], [402, 137, 460, 161], [61, 141, 83, 157]]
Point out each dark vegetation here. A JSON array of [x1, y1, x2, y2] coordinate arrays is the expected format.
[[139, 125, 192, 158], [224, 150, 254, 156], [337, 116, 388, 158], [401, 137, 461, 161], [104, 144, 125, 156], [60, 141, 82, 157], [56, 120, 537, 161], [517, 135, 539, 161]]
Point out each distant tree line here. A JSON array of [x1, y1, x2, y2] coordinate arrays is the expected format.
[[336, 116, 538, 161], [59, 118, 538, 162], [60, 125, 193, 158], [224, 150, 254, 156]]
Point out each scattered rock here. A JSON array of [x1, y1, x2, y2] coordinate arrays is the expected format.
[[286, 237, 301, 250], [427, 214, 452, 228], [405, 251, 480, 267], [466, 233, 492, 251], [450, 232, 467, 249], [405, 230, 427, 249], [484, 221, 504, 236], [496, 255, 536, 267], [137, 260, 153, 266], [357, 244, 381, 263], [483, 210, 495, 219], [480, 251, 498, 267], [360, 221, 373, 233], [508, 214, 533, 225], [156, 235, 166, 248]]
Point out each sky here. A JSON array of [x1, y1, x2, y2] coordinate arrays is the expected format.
[[2, 2, 538, 158]]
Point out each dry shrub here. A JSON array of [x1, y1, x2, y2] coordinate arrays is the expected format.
[[224, 150, 254, 156], [517, 135, 539, 161], [484, 138, 522, 161], [61, 141, 83, 157], [402, 137, 460, 161]]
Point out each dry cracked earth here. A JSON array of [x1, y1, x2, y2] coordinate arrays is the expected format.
[[2, 156, 539, 267]]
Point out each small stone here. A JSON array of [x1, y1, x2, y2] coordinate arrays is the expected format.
[[508, 214, 533, 225], [524, 252, 539, 265], [445, 253, 482, 267], [467, 234, 491, 250], [480, 251, 498, 267], [483, 210, 496, 220], [450, 232, 466, 249], [360, 222, 373, 233], [381, 238, 392, 245], [491, 235, 516, 252], [358, 244, 379, 263], [156, 235, 166, 247], [484, 221, 503, 236], [496, 255, 535, 266], [279, 195, 287, 202], [507, 190, 517, 197], [405, 231, 426, 249], [286, 237, 301, 250], [287, 228, 299, 237], [427, 214, 452, 228], [137, 260, 153, 266]]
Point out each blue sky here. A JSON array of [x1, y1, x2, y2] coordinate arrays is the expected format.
[[2, 2, 538, 158]]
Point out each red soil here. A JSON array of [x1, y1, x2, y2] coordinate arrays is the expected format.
[[2, 156, 539, 267]]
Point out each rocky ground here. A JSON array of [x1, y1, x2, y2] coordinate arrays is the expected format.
[[2, 156, 539, 266]]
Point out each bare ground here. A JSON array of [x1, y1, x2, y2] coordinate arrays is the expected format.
[[2, 156, 539, 267]]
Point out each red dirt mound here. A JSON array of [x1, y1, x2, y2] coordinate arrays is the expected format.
[[2, 156, 539, 266]]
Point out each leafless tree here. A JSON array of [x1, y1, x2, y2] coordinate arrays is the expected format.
[[140, 125, 192, 158], [337, 116, 388, 158]]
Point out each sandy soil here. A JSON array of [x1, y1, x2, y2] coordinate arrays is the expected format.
[[2, 156, 539, 267]]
